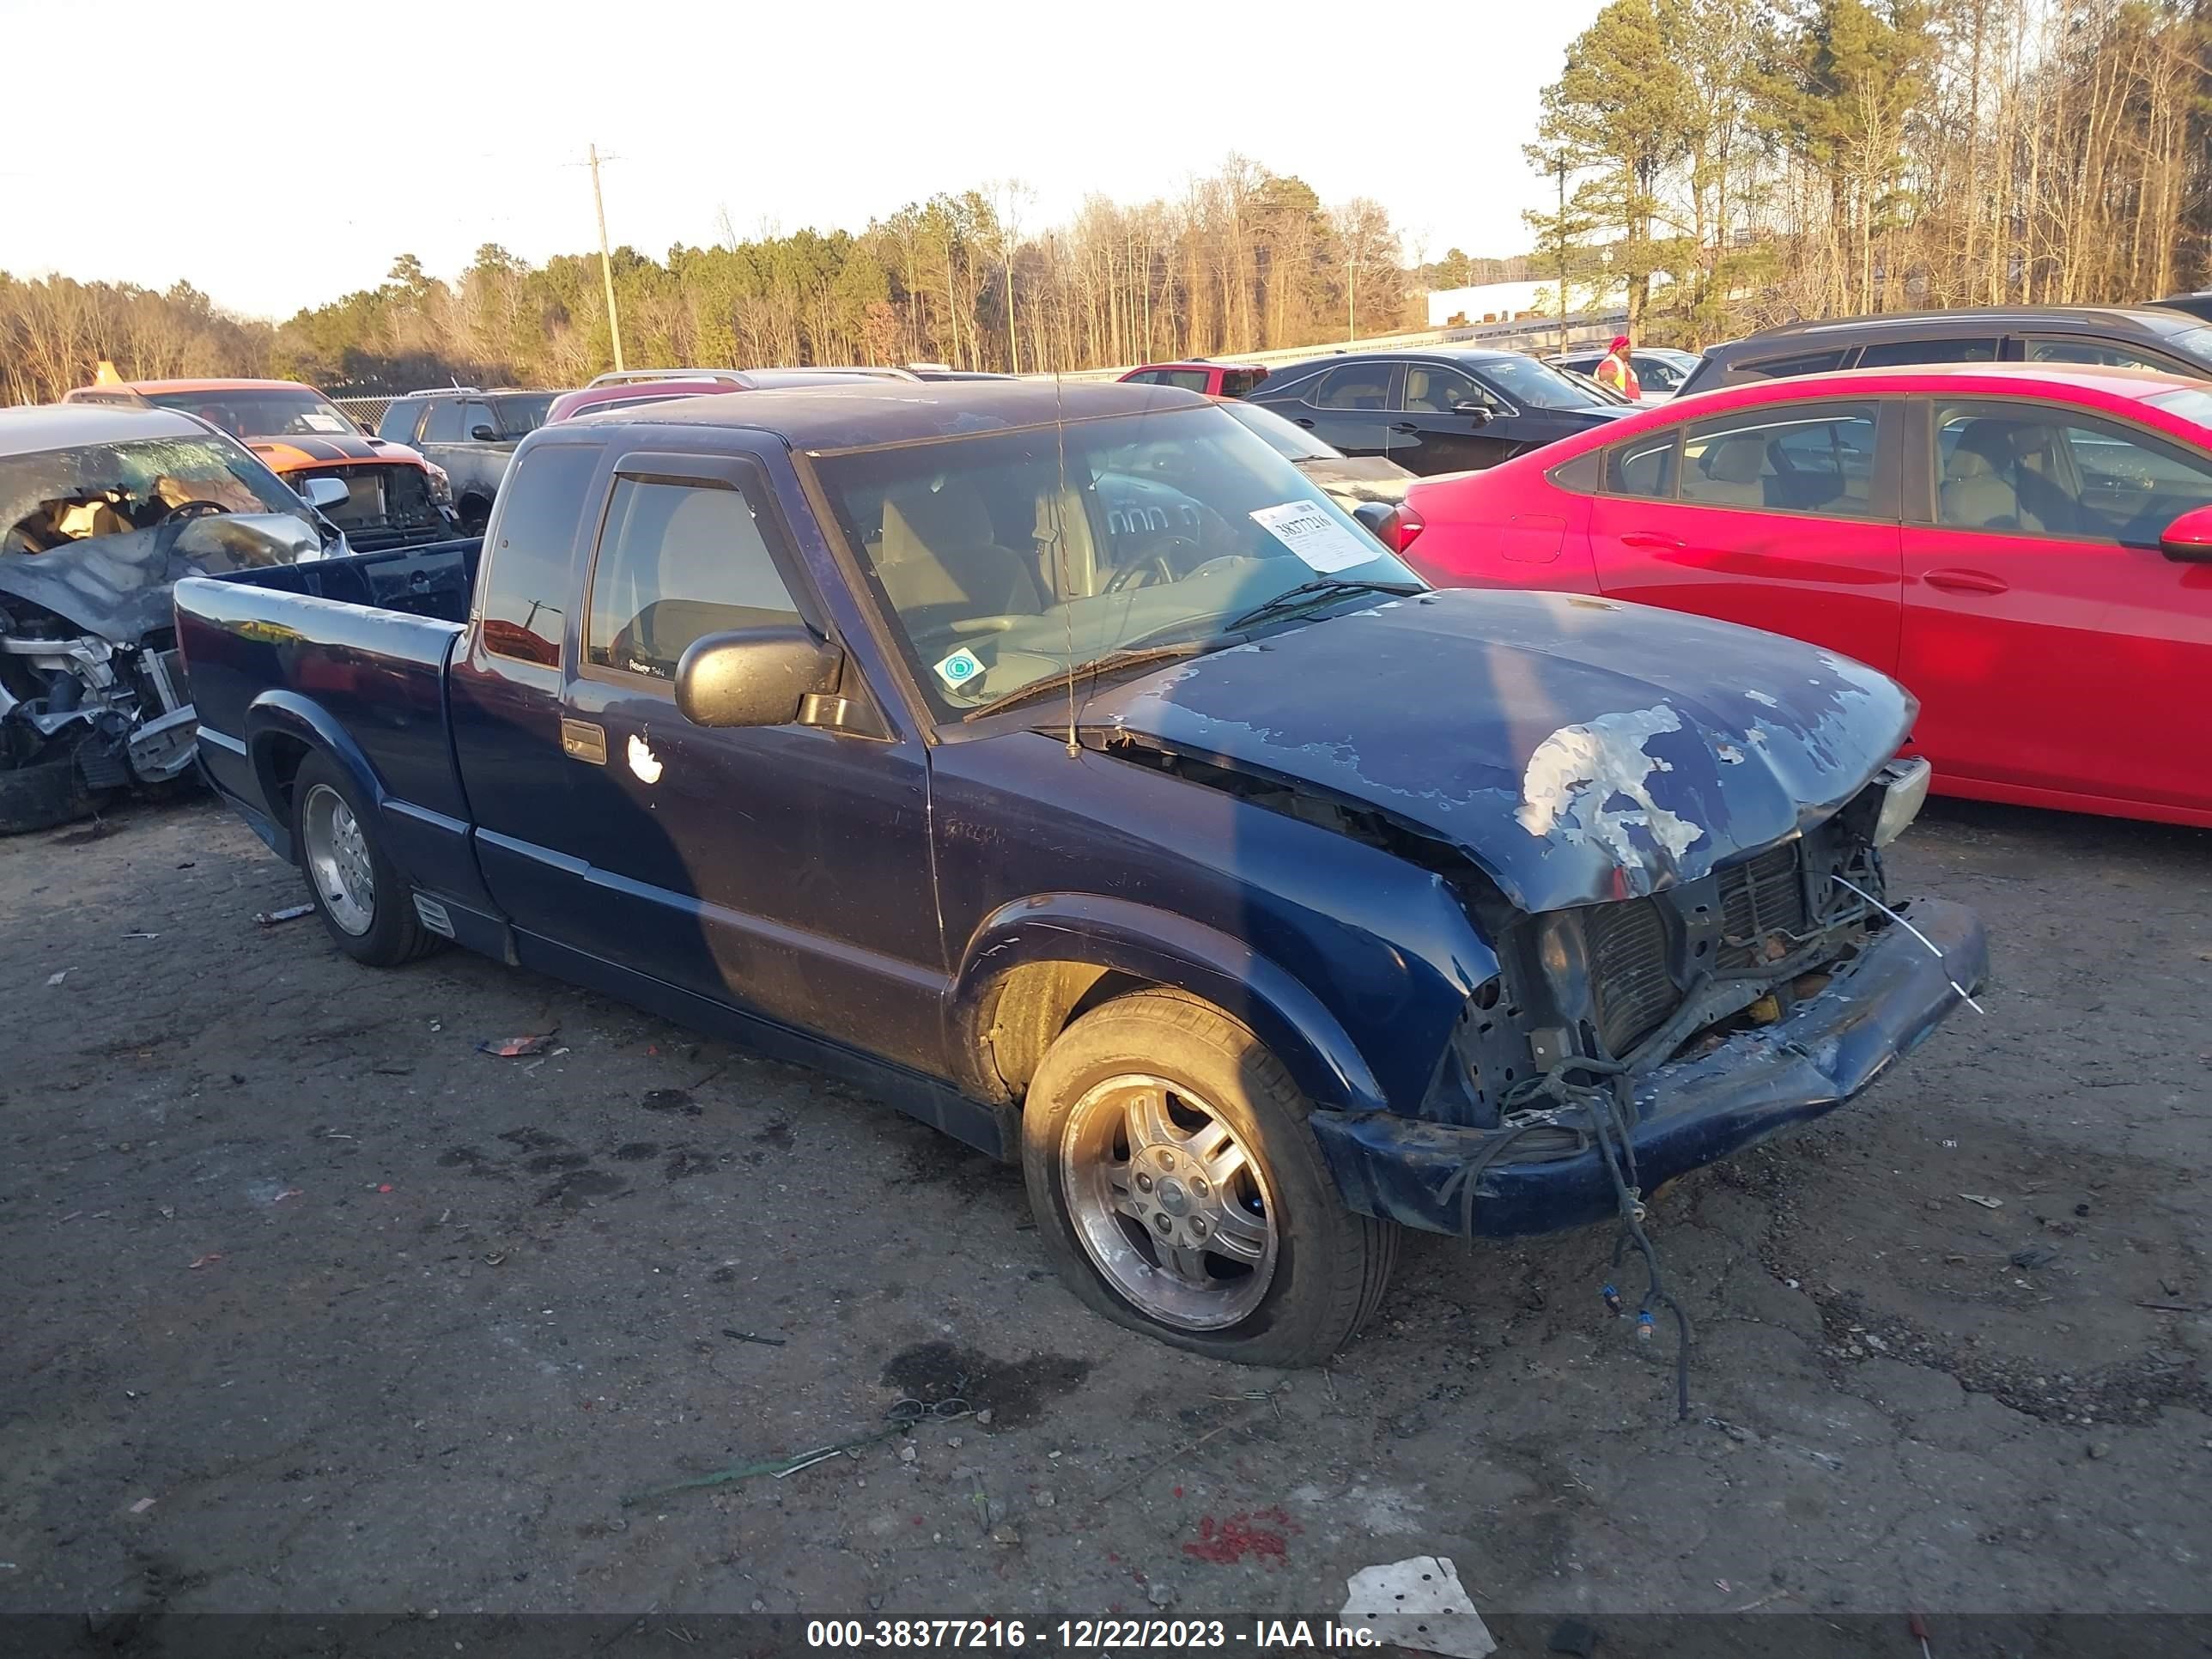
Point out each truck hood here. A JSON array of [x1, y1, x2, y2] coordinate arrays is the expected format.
[[1080, 586, 1915, 914], [249, 433, 416, 471]]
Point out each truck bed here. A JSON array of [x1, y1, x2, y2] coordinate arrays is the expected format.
[[173, 538, 486, 874]]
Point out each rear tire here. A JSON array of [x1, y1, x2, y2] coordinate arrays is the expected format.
[[289, 753, 442, 967], [1021, 989, 1397, 1367]]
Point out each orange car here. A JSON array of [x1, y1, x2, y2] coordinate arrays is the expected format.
[[62, 375, 459, 550]]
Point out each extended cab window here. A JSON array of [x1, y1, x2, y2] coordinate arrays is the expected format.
[[421, 400, 466, 443], [585, 476, 799, 681], [478, 442, 602, 665]]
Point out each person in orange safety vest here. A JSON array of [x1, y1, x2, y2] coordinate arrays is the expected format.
[[1594, 335, 1642, 400]]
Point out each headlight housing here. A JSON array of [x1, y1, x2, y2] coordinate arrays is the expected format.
[[423, 461, 453, 506], [1870, 756, 1932, 847]]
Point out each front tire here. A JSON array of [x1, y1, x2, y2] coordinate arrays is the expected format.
[[289, 753, 442, 967], [1021, 990, 1396, 1366]]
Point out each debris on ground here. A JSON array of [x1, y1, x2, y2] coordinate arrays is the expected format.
[[1548, 1617, 1600, 1656], [477, 1034, 557, 1058], [1959, 1194, 2005, 1209], [127, 1498, 155, 1514], [1339, 1556, 1496, 1658], [46, 970, 67, 986], [721, 1329, 786, 1347], [623, 1414, 917, 1507], [187, 1253, 222, 1269], [253, 904, 314, 927], [121, 931, 159, 940]]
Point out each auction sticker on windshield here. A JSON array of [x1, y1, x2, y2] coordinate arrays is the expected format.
[[1250, 501, 1376, 574]]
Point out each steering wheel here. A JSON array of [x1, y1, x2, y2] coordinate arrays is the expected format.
[[1104, 554, 1176, 595], [162, 500, 232, 524]]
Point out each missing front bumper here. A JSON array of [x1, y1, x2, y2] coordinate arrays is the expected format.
[[1309, 898, 1990, 1239]]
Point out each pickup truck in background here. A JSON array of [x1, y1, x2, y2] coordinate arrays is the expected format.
[[377, 389, 560, 536], [174, 380, 1985, 1368]]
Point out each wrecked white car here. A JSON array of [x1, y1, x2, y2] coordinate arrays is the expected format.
[[0, 404, 339, 833]]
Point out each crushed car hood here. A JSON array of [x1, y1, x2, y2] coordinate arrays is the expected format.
[[1081, 586, 1915, 913], [0, 514, 316, 641]]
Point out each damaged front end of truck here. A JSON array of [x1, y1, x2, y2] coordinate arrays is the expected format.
[[1081, 587, 1989, 1251]]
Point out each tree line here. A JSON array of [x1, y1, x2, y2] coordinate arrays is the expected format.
[[1528, 0, 2210, 343], [1, 164, 1429, 402]]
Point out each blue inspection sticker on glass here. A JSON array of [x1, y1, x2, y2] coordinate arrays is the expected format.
[[933, 647, 987, 690]]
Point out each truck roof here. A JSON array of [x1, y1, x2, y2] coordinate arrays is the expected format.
[[568, 378, 1210, 451]]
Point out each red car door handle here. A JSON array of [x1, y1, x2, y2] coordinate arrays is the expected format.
[[1923, 568, 2008, 595], [1620, 532, 1685, 550]]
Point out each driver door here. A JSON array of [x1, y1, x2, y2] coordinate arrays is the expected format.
[[549, 447, 948, 1073]]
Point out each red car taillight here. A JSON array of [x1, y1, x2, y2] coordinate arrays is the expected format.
[[1389, 501, 1425, 552]]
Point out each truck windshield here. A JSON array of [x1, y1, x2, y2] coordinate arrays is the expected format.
[[144, 387, 362, 440], [812, 404, 1424, 718], [3, 435, 313, 554]]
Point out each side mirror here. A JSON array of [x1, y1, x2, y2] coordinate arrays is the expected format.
[[300, 477, 350, 511], [470, 424, 498, 442], [676, 625, 842, 728], [1452, 402, 1493, 425], [1351, 501, 1397, 542], [2158, 503, 2212, 562]]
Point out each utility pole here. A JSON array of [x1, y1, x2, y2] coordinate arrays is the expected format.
[[589, 144, 625, 374], [1557, 156, 1570, 352]]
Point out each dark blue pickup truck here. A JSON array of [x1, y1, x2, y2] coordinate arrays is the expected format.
[[173, 380, 1986, 1368]]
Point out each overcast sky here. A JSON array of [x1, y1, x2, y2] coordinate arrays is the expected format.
[[0, 0, 1602, 321]]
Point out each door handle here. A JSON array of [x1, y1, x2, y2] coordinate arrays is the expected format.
[[1293, 418, 1316, 429], [1620, 532, 1686, 551], [560, 719, 607, 764], [1923, 568, 2008, 595], [1392, 422, 1421, 434]]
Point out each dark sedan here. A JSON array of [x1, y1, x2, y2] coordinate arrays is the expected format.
[[1245, 349, 1629, 475]]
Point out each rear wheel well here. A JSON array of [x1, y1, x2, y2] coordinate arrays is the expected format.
[[982, 962, 1160, 1100], [258, 734, 313, 830]]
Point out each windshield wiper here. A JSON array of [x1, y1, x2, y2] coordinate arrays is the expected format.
[[959, 641, 1215, 720], [1224, 576, 1425, 634]]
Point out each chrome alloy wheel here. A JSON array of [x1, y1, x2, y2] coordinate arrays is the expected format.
[[301, 782, 374, 936], [1060, 1073, 1279, 1330]]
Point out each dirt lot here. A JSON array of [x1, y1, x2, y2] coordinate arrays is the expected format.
[[2, 791, 2208, 1638]]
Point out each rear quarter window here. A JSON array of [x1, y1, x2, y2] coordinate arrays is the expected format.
[[477, 442, 604, 665], [378, 402, 425, 442]]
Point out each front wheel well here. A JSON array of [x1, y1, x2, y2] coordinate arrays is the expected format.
[[981, 962, 1160, 1101]]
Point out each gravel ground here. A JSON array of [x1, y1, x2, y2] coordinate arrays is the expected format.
[[1, 792, 2207, 1640]]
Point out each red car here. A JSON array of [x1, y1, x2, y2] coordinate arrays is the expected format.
[[1119, 361, 1268, 398], [1394, 363, 2212, 829]]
